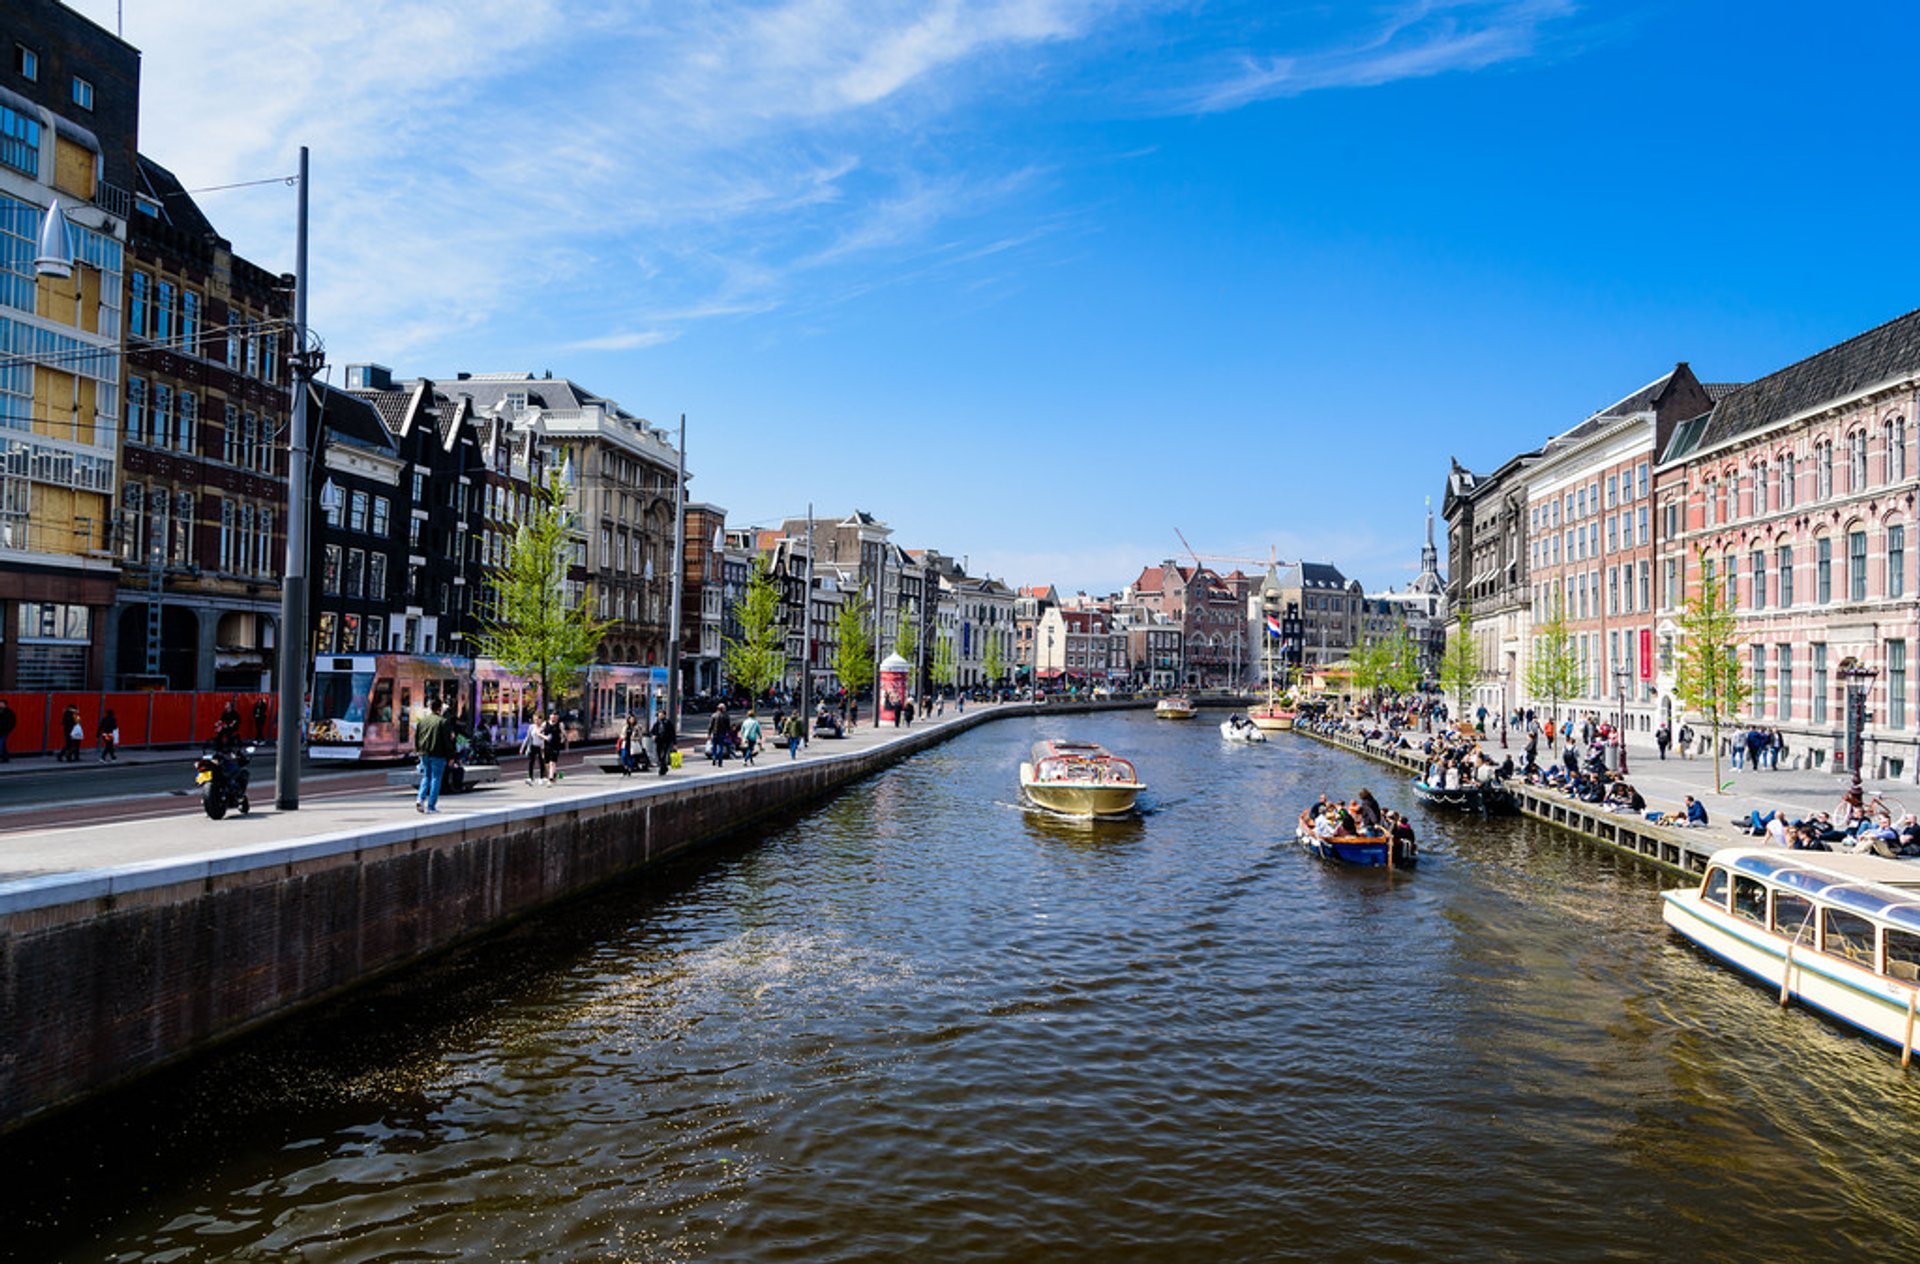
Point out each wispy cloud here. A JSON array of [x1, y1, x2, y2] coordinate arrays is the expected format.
[[1189, 0, 1579, 113]]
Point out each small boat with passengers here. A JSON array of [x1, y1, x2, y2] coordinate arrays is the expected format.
[[1295, 802, 1418, 869], [1019, 740, 1146, 818], [1411, 777, 1514, 814], [1220, 714, 1267, 744], [1662, 847, 1920, 1061], [1155, 695, 1196, 720]]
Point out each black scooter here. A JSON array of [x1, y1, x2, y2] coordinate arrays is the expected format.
[[194, 744, 253, 819]]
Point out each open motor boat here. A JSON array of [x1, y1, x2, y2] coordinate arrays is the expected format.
[[1019, 739, 1145, 818]]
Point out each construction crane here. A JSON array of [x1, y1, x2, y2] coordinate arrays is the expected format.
[[1173, 528, 1277, 575]]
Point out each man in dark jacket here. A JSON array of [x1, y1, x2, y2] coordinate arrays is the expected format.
[[414, 698, 457, 813], [649, 711, 676, 776], [707, 705, 732, 766]]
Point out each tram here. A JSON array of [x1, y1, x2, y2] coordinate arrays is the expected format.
[[308, 653, 474, 760]]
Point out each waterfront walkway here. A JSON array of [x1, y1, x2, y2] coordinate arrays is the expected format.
[[0, 704, 1002, 887]]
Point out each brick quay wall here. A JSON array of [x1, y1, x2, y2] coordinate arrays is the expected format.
[[0, 701, 1141, 1135]]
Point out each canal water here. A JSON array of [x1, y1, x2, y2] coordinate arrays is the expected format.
[[6, 710, 1920, 1261]]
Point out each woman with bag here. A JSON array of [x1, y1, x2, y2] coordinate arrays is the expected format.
[[60, 706, 82, 762], [98, 708, 120, 762]]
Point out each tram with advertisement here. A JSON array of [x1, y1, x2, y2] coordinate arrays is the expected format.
[[308, 653, 474, 761], [310, 654, 670, 760]]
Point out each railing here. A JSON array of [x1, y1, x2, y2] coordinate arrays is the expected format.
[[94, 180, 132, 221]]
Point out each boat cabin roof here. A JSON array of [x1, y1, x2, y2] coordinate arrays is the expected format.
[[1032, 739, 1111, 760], [1716, 847, 1920, 932]]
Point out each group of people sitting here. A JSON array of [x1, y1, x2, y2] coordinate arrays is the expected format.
[[1737, 787, 1920, 855], [1297, 788, 1418, 850]]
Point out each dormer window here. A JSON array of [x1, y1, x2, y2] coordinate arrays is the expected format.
[[71, 76, 93, 110]]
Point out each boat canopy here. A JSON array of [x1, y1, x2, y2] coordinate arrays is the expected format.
[[1722, 850, 1920, 934]]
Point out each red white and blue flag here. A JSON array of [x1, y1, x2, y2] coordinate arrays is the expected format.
[[1265, 614, 1284, 637]]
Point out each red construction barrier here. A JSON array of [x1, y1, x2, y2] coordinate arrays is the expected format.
[[100, 692, 153, 747], [46, 693, 102, 757], [0, 690, 288, 752], [150, 692, 194, 747], [0, 692, 49, 757]]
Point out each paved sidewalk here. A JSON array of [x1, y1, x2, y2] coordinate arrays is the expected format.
[[0, 704, 1004, 885]]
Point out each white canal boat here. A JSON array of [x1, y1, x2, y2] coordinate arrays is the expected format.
[[1662, 847, 1920, 1061]]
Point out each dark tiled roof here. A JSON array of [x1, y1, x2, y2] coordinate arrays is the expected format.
[[311, 384, 399, 456], [1691, 307, 1920, 453], [347, 388, 412, 434], [1704, 382, 1743, 402], [133, 154, 219, 241], [1301, 561, 1349, 589]]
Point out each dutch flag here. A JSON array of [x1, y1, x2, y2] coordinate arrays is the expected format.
[[1266, 614, 1284, 637]]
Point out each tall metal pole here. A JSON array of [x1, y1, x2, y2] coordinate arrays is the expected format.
[[666, 414, 687, 726], [801, 505, 814, 723], [274, 146, 310, 811], [873, 544, 887, 728]]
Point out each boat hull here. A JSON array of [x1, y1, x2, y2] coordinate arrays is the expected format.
[[1296, 829, 1416, 868], [1248, 708, 1294, 731], [1220, 721, 1267, 743], [1155, 704, 1194, 720], [1020, 765, 1142, 817], [1662, 891, 1919, 1053]]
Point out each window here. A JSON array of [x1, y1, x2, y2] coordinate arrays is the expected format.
[[1774, 891, 1813, 937], [218, 498, 235, 571], [1817, 440, 1834, 499], [1778, 645, 1793, 721], [71, 77, 93, 110], [242, 413, 258, 473], [1664, 501, 1678, 540], [1782, 452, 1797, 508], [1732, 875, 1767, 925], [126, 376, 146, 445], [345, 547, 364, 598], [1752, 644, 1766, 718], [1890, 418, 1909, 483], [154, 280, 173, 346], [1849, 529, 1868, 601], [1813, 644, 1828, 725], [1851, 431, 1869, 491], [1705, 480, 1717, 527], [181, 291, 199, 356], [0, 102, 39, 177], [1892, 640, 1908, 731], [322, 545, 341, 595], [1607, 475, 1617, 508], [1778, 545, 1794, 607], [1637, 506, 1648, 546], [1638, 463, 1649, 499], [368, 553, 387, 601], [175, 391, 195, 453], [1607, 518, 1618, 554], [1892, 525, 1907, 600], [15, 46, 37, 82], [1817, 537, 1832, 603], [128, 271, 149, 340], [349, 489, 368, 534], [1823, 907, 1876, 967], [1751, 550, 1766, 610], [371, 496, 390, 537], [223, 403, 237, 464], [1755, 462, 1769, 514], [1638, 560, 1650, 611]]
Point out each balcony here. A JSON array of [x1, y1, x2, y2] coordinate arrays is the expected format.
[[95, 181, 133, 222]]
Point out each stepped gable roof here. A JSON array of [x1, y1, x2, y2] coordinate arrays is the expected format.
[[1689, 307, 1920, 454]]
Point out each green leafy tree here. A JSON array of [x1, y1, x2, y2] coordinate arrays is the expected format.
[[471, 473, 611, 715], [1383, 627, 1423, 697], [982, 630, 1005, 688], [723, 556, 788, 700], [894, 598, 918, 662], [1526, 593, 1583, 731], [1350, 635, 1392, 703], [1438, 600, 1482, 719], [932, 634, 957, 687], [834, 592, 875, 705], [1672, 551, 1751, 795]]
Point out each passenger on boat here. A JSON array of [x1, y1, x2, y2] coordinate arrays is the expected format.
[[1356, 789, 1383, 831]]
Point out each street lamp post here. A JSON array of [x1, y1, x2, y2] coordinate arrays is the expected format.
[[1613, 663, 1630, 777], [275, 146, 315, 810], [1499, 669, 1509, 750], [1841, 657, 1878, 795]]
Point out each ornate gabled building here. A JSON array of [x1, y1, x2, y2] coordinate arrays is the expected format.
[[1444, 447, 1541, 721], [1655, 308, 1920, 779]]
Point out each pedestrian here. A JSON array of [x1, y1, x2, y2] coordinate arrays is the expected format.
[[0, 698, 14, 762], [1746, 726, 1767, 772], [1678, 722, 1694, 759], [707, 704, 732, 766], [252, 696, 269, 741], [541, 711, 564, 784], [1655, 723, 1670, 760], [740, 710, 762, 765], [849, 698, 859, 726], [648, 709, 676, 776], [59, 705, 82, 762], [97, 708, 119, 762], [618, 714, 640, 775], [783, 709, 806, 758], [904, 696, 916, 726], [413, 697, 455, 813], [214, 699, 242, 751], [519, 714, 545, 783]]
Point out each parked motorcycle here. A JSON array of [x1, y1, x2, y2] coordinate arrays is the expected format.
[[194, 744, 254, 819]]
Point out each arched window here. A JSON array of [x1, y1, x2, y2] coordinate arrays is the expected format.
[[1754, 460, 1769, 514], [1816, 440, 1834, 500], [1887, 416, 1909, 483], [1781, 451, 1798, 508], [1850, 430, 1869, 491]]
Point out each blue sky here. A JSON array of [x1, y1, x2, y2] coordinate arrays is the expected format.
[[75, 0, 1920, 595]]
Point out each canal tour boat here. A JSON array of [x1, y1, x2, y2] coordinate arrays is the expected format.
[[1662, 848, 1920, 1060], [1294, 811, 1418, 869], [1019, 740, 1146, 818], [1155, 695, 1196, 720]]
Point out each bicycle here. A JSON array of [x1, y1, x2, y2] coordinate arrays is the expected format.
[[1865, 792, 1907, 826]]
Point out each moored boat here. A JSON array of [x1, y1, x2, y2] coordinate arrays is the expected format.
[[1019, 740, 1145, 818], [1248, 706, 1295, 732], [1155, 696, 1196, 719], [1412, 778, 1484, 810], [1662, 848, 1920, 1060]]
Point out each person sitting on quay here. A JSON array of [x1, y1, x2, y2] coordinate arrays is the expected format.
[[1657, 795, 1709, 828], [1604, 781, 1645, 814]]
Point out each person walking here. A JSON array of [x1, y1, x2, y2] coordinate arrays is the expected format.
[[519, 715, 545, 784], [1677, 722, 1694, 759], [740, 710, 762, 766], [648, 709, 676, 776], [252, 697, 269, 742], [413, 697, 456, 813], [782, 709, 805, 759], [1655, 723, 1670, 760], [59, 705, 82, 762], [618, 714, 640, 775], [97, 708, 119, 762], [0, 698, 14, 762], [541, 711, 564, 784], [707, 705, 732, 767]]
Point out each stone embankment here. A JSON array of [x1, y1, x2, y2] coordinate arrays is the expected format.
[[0, 700, 1139, 1135]]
